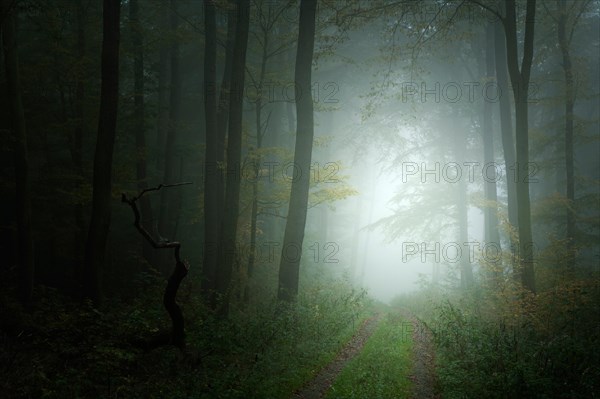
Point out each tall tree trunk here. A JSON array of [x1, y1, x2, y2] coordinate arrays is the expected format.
[[83, 0, 120, 303], [494, 19, 519, 275], [504, 0, 536, 293], [359, 176, 377, 287], [72, 0, 86, 273], [2, 0, 35, 305], [201, 4, 235, 303], [202, 0, 219, 304], [277, 0, 318, 301], [214, 0, 250, 314], [73, 0, 85, 178], [454, 131, 473, 288], [130, 0, 154, 264], [247, 25, 270, 280], [155, 0, 170, 172], [215, 5, 236, 173], [482, 24, 501, 281], [349, 197, 362, 284], [557, 0, 576, 269], [158, 0, 180, 249]]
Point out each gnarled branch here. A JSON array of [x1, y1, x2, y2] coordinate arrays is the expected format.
[[122, 182, 191, 351]]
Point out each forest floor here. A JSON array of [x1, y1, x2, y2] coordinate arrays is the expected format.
[[292, 309, 438, 399]]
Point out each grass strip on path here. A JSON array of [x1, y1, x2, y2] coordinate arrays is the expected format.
[[324, 312, 414, 398], [292, 314, 382, 399]]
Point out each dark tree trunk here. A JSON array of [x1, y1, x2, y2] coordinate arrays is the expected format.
[[73, 0, 85, 177], [202, 0, 219, 304], [482, 24, 501, 280], [277, 0, 318, 302], [158, 0, 180, 250], [122, 184, 190, 351], [215, 5, 236, 169], [130, 0, 154, 264], [71, 0, 85, 178], [494, 20, 519, 274], [155, 0, 170, 172], [201, 4, 235, 303], [83, 0, 120, 303], [214, 0, 251, 315], [1, 0, 35, 305], [247, 24, 270, 281], [557, 0, 576, 268], [504, 0, 536, 293], [72, 0, 86, 273]]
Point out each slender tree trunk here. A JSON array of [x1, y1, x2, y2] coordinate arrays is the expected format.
[[277, 0, 318, 301], [215, 0, 250, 315], [216, 6, 236, 172], [482, 24, 501, 280], [60, 0, 87, 286], [130, 0, 154, 264], [458, 178, 473, 289], [349, 197, 362, 283], [2, 0, 35, 305], [83, 0, 120, 303], [454, 131, 473, 288], [158, 0, 180, 249], [73, 0, 85, 179], [201, 4, 235, 303], [494, 20, 519, 274], [504, 0, 536, 293], [72, 0, 86, 274], [359, 176, 377, 287], [285, 100, 295, 149], [557, 0, 576, 269], [247, 146, 260, 280], [247, 27, 269, 280], [202, 0, 219, 304], [261, 93, 284, 243], [155, 0, 170, 172]]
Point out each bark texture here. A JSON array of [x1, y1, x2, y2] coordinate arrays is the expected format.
[[1, 0, 35, 305], [83, 0, 120, 302], [278, 0, 318, 301]]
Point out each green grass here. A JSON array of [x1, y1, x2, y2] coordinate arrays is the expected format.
[[0, 272, 376, 398], [245, 307, 375, 399], [325, 312, 414, 398]]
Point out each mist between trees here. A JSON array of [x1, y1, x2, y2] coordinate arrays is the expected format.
[[399, 161, 540, 183], [400, 240, 535, 263], [203, 80, 340, 103], [398, 80, 542, 103], [202, 160, 341, 183], [202, 240, 341, 264]]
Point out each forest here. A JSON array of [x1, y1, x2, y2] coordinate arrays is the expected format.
[[0, 0, 599, 398]]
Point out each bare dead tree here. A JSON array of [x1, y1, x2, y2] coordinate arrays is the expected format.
[[121, 182, 191, 351]]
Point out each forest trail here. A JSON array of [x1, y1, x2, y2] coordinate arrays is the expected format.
[[292, 314, 382, 399], [292, 310, 437, 398], [402, 310, 438, 399]]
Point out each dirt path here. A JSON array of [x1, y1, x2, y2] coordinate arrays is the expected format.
[[401, 310, 438, 399], [291, 314, 381, 399], [292, 310, 437, 399]]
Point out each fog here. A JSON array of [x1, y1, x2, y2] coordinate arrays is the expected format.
[[282, 4, 600, 304]]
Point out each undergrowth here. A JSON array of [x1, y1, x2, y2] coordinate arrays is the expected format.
[[0, 267, 371, 398], [396, 274, 600, 399]]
